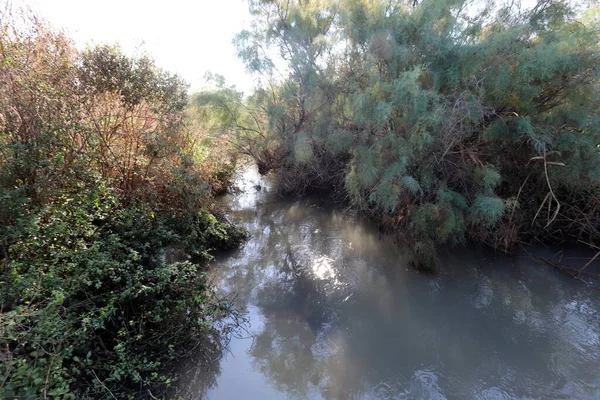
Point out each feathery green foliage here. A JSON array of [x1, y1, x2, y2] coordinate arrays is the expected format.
[[230, 0, 600, 267]]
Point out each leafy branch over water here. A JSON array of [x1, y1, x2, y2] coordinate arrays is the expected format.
[[200, 0, 600, 269]]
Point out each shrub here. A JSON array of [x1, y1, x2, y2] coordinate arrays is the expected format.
[[0, 9, 246, 398]]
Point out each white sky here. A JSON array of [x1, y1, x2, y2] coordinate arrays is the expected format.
[[12, 0, 255, 94], [9, 0, 552, 95]]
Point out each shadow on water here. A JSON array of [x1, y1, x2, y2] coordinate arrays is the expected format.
[[177, 166, 600, 400]]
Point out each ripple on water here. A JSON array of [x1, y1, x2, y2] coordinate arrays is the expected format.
[[553, 299, 600, 354], [406, 369, 447, 400], [474, 276, 494, 309], [474, 386, 527, 400]]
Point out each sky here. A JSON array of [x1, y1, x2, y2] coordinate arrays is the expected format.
[[11, 0, 255, 94], [8, 0, 548, 95]]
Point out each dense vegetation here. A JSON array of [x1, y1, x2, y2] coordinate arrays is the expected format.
[[2, 0, 600, 397], [201, 0, 600, 268], [0, 11, 245, 399]]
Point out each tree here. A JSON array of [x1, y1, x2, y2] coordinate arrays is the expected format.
[[234, 0, 600, 267]]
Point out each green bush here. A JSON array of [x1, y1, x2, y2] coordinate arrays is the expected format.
[[1, 187, 245, 398], [0, 10, 246, 398]]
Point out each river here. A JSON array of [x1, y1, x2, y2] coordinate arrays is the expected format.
[[178, 166, 600, 399]]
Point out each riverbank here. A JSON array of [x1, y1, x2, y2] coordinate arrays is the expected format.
[[0, 12, 246, 398]]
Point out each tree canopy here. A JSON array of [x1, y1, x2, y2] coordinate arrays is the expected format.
[[210, 0, 600, 267]]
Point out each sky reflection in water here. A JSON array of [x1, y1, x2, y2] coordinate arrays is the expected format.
[[180, 166, 600, 400]]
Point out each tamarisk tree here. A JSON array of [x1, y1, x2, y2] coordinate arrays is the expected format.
[[231, 0, 600, 267]]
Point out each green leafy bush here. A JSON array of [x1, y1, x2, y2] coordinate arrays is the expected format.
[[0, 10, 246, 398], [1, 188, 245, 399]]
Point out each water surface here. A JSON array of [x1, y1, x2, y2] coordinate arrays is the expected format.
[[180, 167, 600, 400]]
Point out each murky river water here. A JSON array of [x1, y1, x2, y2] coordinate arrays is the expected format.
[[179, 167, 600, 399]]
